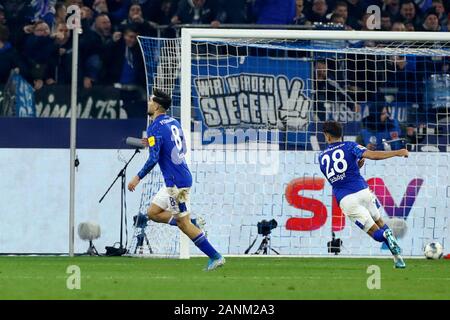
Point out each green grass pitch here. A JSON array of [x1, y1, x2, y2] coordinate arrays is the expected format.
[[0, 256, 448, 300]]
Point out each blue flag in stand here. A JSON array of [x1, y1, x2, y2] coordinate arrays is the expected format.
[[13, 73, 36, 117]]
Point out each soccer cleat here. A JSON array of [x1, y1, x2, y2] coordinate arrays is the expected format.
[[205, 255, 226, 271], [394, 256, 406, 269], [383, 229, 402, 256]]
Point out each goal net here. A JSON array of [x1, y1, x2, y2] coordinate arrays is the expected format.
[[136, 30, 450, 258]]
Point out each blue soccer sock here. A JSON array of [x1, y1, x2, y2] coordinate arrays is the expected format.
[[372, 229, 386, 242], [381, 224, 389, 231], [192, 232, 220, 259]]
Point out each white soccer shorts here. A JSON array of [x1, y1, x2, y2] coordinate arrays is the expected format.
[[339, 188, 381, 232], [151, 186, 191, 218]]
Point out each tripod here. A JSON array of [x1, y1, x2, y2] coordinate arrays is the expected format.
[[245, 234, 280, 255], [99, 148, 140, 256], [134, 228, 153, 255], [86, 240, 100, 256]]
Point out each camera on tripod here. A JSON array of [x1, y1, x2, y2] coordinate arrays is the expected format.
[[133, 213, 148, 228], [127, 213, 153, 255], [257, 219, 278, 236], [245, 219, 279, 255]]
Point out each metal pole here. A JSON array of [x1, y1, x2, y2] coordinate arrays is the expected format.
[[68, 6, 80, 257], [179, 29, 192, 259]]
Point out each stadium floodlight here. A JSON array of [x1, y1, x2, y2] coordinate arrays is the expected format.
[[137, 29, 450, 259]]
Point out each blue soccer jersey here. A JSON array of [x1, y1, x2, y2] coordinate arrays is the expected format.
[[318, 141, 368, 204], [137, 114, 192, 188]]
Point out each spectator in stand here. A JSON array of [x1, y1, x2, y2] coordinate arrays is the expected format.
[[252, 0, 296, 25], [103, 24, 146, 118], [79, 13, 112, 89], [120, 3, 156, 36], [382, 0, 401, 18], [431, 0, 447, 28], [154, 0, 179, 37], [92, 13, 113, 45], [313, 60, 329, 121], [331, 2, 354, 29], [381, 11, 393, 30], [384, 55, 421, 106], [307, 0, 328, 24], [23, 20, 58, 90], [359, 12, 372, 31], [313, 60, 360, 122], [334, 1, 348, 18], [156, 0, 178, 25], [417, 8, 441, 31], [52, 22, 72, 84], [171, 0, 225, 27], [397, 0, 421, 29], [345, 0, 366, 30], [391, 21, 406, 30], [446, 15, 450, 31], [0, 25, 24, 84], [293, 0, 311, 25], [80, 5, 95, 30], [54, 2, 66, 28], [329, 12, 349, 28], [404, 124, 425, 147], [362, 105, 398, 150]]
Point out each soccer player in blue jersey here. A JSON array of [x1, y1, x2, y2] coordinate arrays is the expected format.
[[128, 89, 225, 271], [319, 121, 408, 268]]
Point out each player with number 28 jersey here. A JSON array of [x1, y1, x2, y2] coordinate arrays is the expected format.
[[318, 121, 409, 269], [319, 141, 368, 204]]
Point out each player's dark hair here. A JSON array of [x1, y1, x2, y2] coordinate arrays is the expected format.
[[152, 88, 172, 110], [323, 121, 343, 139]]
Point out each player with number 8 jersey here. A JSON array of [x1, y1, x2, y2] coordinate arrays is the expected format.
[[128, 89, 225, 271], [138, 108, 192, 189]]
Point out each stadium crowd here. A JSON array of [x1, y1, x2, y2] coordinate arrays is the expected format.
[[1, 0, 450, 90], [0, 0, 449, 150]]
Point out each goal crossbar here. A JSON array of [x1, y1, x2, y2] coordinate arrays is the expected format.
[[181, 29, 450, 42]]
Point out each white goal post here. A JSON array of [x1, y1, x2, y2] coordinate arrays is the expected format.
[[135, 29, 450, 259]]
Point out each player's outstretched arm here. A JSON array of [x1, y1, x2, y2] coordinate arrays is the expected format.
[[362, 148, 409, 160], [128, 135, 161, 191]]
